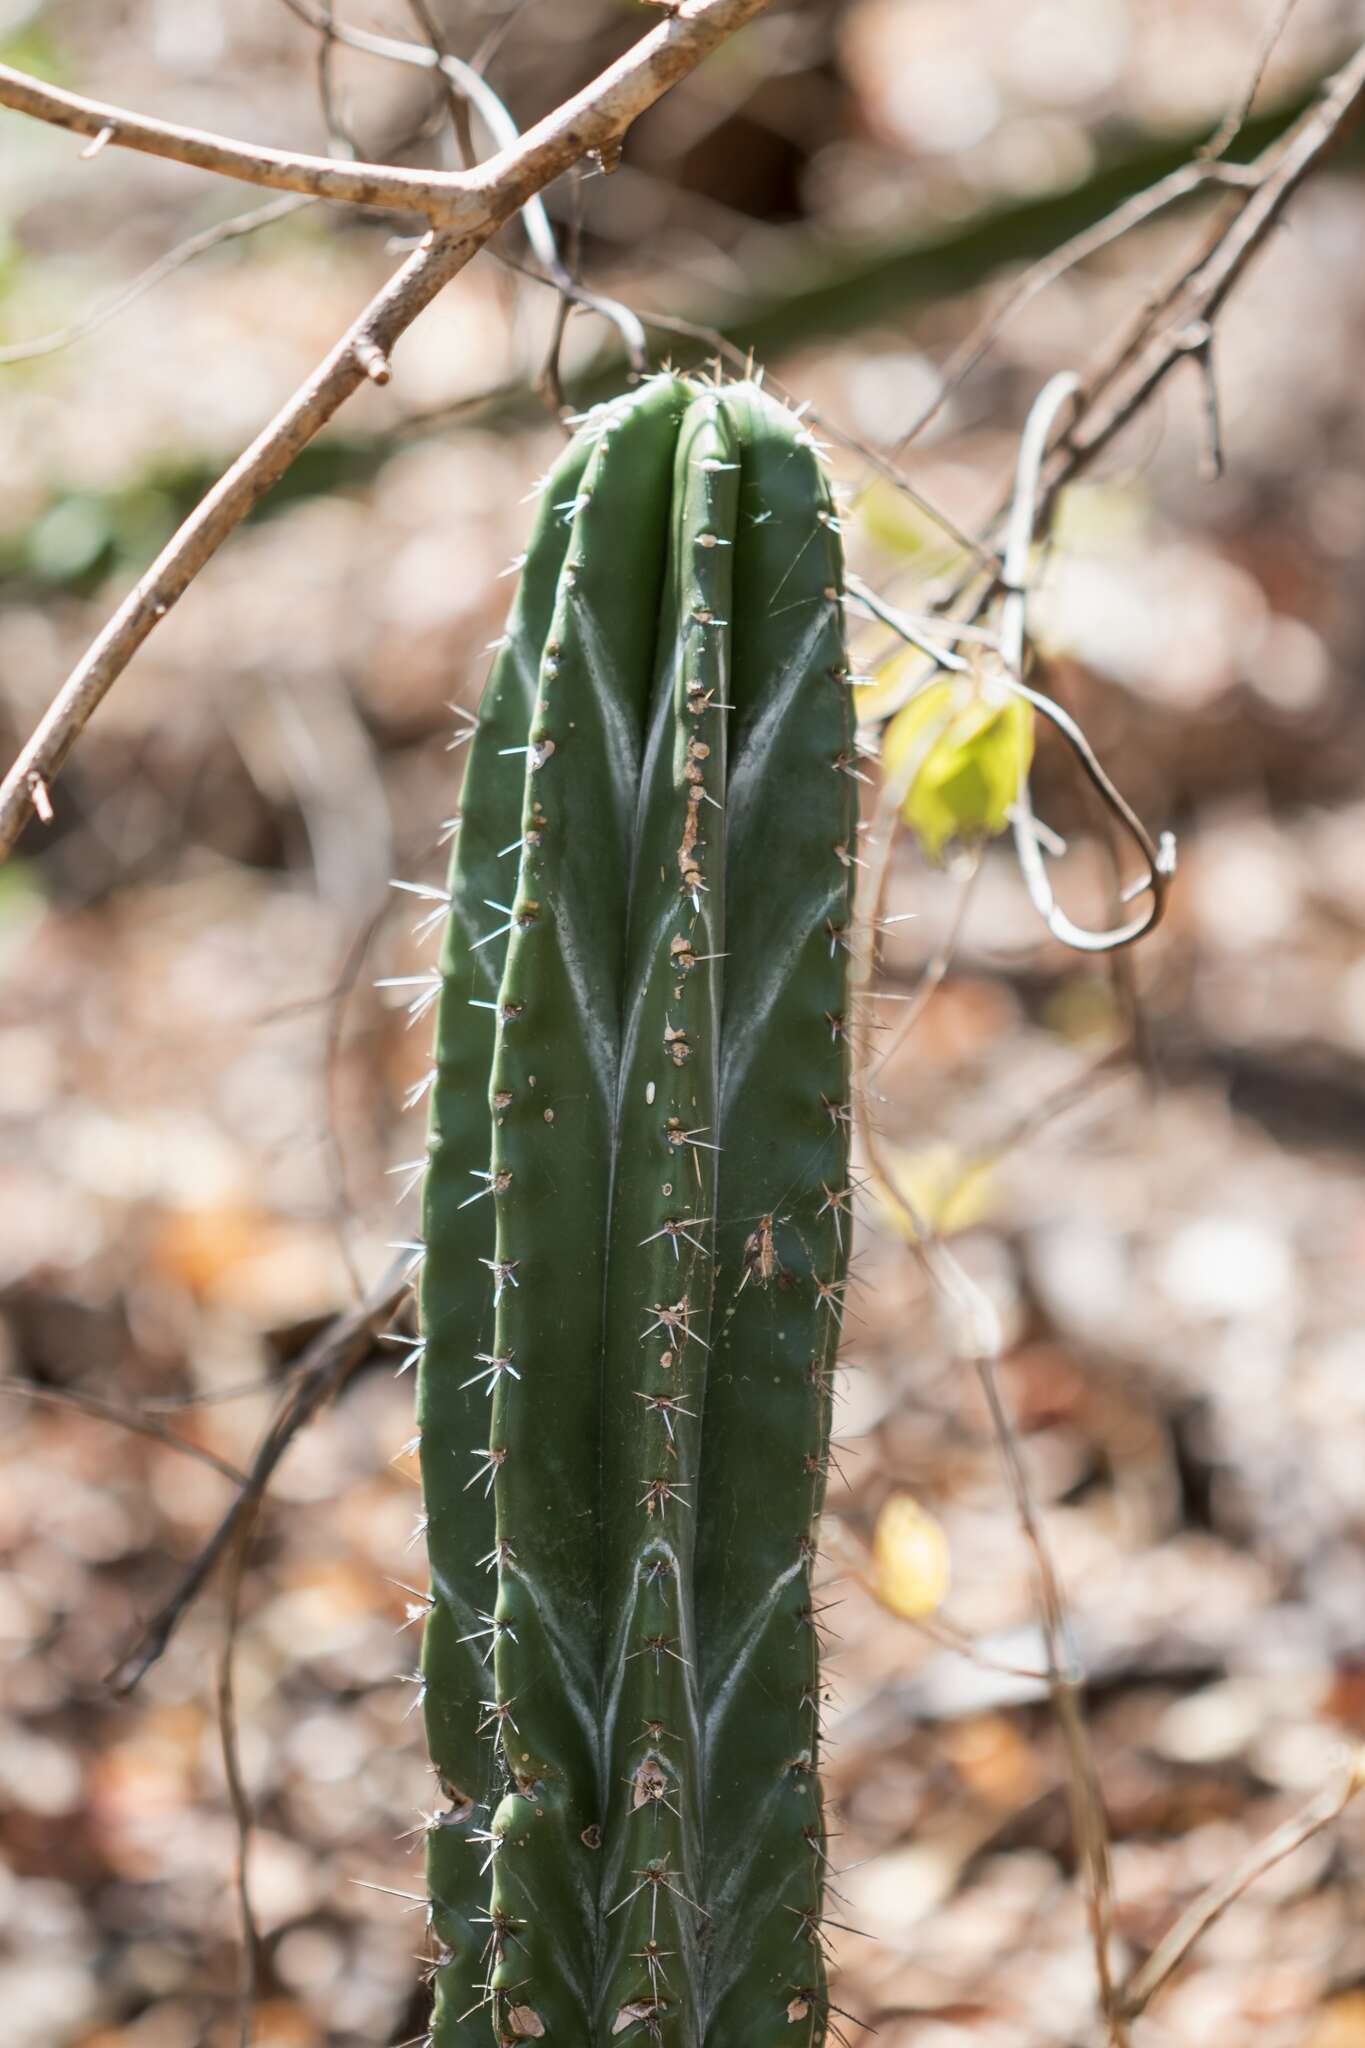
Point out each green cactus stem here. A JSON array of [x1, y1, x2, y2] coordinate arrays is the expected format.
[[415, 371, 855, 2048]]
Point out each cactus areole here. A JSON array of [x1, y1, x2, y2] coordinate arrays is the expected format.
[[416, 375, 855, 2047]]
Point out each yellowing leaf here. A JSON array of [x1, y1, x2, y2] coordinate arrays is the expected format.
[[852, 643, 922, 726], [883, 673, 1034, 861], [872, 1494, 951, 1620], [859, 477, 970, 564], [874, 1140, 995, 1241]]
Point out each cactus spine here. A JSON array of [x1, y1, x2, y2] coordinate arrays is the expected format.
[[416, 373, 854, 2047]]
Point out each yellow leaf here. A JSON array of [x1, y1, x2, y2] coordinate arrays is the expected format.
[[874, 1140, 995, 1241], [882, 670, 1034, 861], [872, 1494, 951, 1620], [852, 642, 922, 726], [859, 477, 968, 564]]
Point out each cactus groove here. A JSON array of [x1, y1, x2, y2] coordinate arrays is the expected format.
[[415, 372, 855, 2047]]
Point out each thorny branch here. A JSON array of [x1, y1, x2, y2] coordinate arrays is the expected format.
[[869, 34, 1365, 648], [0, 0, 774, 858]]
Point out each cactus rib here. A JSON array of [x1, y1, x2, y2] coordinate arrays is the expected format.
[[419, 420, 599, 2041]]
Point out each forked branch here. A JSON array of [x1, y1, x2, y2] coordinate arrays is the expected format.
[[0, 0, 773, 857], [0, 0, 770, 224]]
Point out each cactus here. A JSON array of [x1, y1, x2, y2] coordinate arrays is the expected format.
[[415, 371, 855, 2048]]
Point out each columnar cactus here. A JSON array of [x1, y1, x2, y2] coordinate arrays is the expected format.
[[415, 372, 855, 2047]]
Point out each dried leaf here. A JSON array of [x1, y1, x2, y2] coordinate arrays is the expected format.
[[613, 2002, 660, 2035]]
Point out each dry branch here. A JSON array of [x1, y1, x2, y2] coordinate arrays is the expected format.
[[0, 0, 774, 858], [106, 1264, 411, 1694], [1042, 36, 1365, 514], [0, 0, 771, 224], [1118, 1756, 1364, 2020], [0, 60, 480, 217], [0, 1376, 248, 1483]]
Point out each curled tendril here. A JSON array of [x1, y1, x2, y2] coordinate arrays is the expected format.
[[858, 370, 1176, 955]]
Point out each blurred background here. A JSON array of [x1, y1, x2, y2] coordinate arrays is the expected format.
[[4, 1, 1365, 2043]]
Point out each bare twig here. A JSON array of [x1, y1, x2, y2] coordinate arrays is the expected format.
[[0, 1376, 247, 1483], [867, 855, 981, 1082], [869, 33, 1365, 621], [106, 1264, 410, 1694], [888, 156, 1257, 455], [313, 0, 369, 165], [887, 0, 1319, 459], [0, 60, 477, 217], [0, 0, 771, 222], [1040, 37, 1365, 520], [1118, 1755, 1364, 2020], [218, 1510, 263, 2048], [861, 1143, 1129, 2043], [852, 380, 1155, 2044], [969, 1334, 1127, 2044], [280, 0, 649, 370], [401, 0, 477, 168], [0, 194, 309, 367], [0, 0, 773, 858], [1200, 0, 1305, 162]]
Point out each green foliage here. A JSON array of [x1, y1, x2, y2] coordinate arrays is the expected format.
[[416, 374, 855, 2046]]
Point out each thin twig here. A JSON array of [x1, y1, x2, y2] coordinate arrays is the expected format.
[[401, 0, 476, 168], [314, 0, 362, 162], [218, 1507, 264, 2048], [106, 1264, 410, 1694], [1117, 1756, 1363, 2019], [887, 156, 1256, 455], [878, 35, 1365, 664], [852, 380, 1152, 2046], [0, 0, 774, 858], [281, 0, 649, 369], [970, 1341, 1127, 2044], [867, 855, 980, 1082], [886, 0, 1310, 456], [0, 1377, 247, 1483], [0, 59, 476, 217], [0, 194, 309, 366], [1040, 38, 1365, 521], [864, 1145, 1129, 2044], [1200, 0, 1305, 162], [324, 902, 392, 1301], [854, 553, 1176, 958]]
